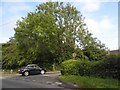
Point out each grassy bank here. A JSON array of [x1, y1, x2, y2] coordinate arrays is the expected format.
[[59, 75, 119, 88]]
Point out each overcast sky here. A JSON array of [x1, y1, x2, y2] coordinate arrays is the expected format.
[[0, 0, 119, 50]]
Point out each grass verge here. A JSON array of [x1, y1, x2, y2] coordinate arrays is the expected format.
[[59, 75, 119, 88], [0, 70, 18, 75]]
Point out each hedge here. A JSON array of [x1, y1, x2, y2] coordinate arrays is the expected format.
[[61, 55, 119, 80], [61, 59, 80, 75]]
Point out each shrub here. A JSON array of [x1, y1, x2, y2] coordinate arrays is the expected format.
[[78, 60, 105, 77], [61, 54, 120, 80], [77, 60, 91, 76], [89, 60, 107, 78], [61, 59, 80, 75], [102, 54, 120, 80], [84, 59, 119, 80], [61, 59, 103, 76]]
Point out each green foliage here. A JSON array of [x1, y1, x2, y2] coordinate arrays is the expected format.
[[90, 54, 120, 80], [83, 44, 108, 61], [79, 59, 119, 80], [3, 2, 107, 70], [2, 41, 19, 69], [75, 48, 88, 60], [78, 60, 92, 76], [106, 54, 120, 61], [61, 58, 119, 80], [103, 54, 120, 80], [14, 2, 107, 64], [61, 59, 98, 76], [61, 59, 80, 75]]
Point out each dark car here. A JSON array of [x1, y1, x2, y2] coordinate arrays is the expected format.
[[18, 64, 46, 76]]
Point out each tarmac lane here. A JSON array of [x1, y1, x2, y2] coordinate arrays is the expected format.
[[1, 73, 76, 90]]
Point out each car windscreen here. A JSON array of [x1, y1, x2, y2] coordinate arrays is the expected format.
[[26, 65, 34, 68]]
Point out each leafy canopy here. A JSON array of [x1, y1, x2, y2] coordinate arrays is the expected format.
[[2, 2, 108, 69]]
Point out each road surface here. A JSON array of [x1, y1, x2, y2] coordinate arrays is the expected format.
[[1, 73, 77, 90]]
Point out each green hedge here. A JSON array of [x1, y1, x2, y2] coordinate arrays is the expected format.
[[61, 59, 102, 76], [103, 54, 120, 79], [61, 56, 119, 80], [61, 59, 80, 75]]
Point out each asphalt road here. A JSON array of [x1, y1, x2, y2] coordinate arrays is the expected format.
[[1, 73, 76, 90]]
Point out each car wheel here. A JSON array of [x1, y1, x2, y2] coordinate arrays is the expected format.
[[24, 71, 29, 76], [41, 70, 45, 75]]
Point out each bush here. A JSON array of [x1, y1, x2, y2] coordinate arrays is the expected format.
[[61, 59, 103, 76], [102, 54, 120, 80], [80, 59, 119, 80], [61, 59, 91, 76], [61, 54, 120, 80], [78, 60, 105, 77], [44, 54, 120, 79], [90, 60, 107, 78], [77, 60, 91, 76], [61, 59, 80, 75]]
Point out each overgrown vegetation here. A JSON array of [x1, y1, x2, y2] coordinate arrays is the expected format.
[[2, 2, 108, 70]]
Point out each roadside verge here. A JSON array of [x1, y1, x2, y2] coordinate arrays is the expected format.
[[57, 76, 80, 89]]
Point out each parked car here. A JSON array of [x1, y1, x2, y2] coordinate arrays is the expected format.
[[18, 64, 47, 76]]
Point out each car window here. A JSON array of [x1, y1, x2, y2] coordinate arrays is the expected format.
[[27, 65, 34, 68], [34, 65, 39, 68]]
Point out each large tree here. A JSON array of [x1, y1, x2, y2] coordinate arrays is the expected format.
[[12, 2, 107, 68]]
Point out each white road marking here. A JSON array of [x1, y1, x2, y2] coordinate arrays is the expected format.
[[42, 75, 49, 76], [55, 82, 62, 85]]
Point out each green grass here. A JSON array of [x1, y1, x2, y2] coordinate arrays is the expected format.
[[0, 70, 18, 74], [59, 75, 119, 88]]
